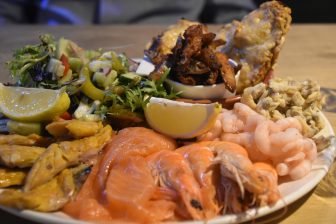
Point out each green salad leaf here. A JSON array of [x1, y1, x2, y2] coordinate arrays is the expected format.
[[7, 34, 56, 86]]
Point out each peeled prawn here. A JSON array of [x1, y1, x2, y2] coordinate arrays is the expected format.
[[197, 115, 222, 141], [198, 103, 318, 180], [221, 132, 269, 162], [274, 138, 317, 179]]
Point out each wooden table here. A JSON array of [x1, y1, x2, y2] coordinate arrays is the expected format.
[[0, 25, 335, 224]]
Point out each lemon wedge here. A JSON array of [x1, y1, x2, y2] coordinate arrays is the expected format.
[[144, 97, 221, 139], [0, 84, 70, 122]]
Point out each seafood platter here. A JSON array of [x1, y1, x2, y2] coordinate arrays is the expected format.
[[0, 1, 335, 223]]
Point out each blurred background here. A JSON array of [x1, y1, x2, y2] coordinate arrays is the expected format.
[[1, 0, 336, 26]]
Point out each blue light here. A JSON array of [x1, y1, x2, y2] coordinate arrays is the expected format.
[[48, 5, 83, 24], [39, 0, 83, 24], [40, 0, 49, 9], [47, 19, 59, 26]]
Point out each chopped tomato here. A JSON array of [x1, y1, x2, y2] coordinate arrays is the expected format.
[[60, 54, 70, 76], [60, 111, 72, 120]]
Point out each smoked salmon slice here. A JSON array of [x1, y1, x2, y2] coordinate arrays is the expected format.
[[94, 127, 176, 200], [63, 162, 114, 223], [105, 156, 175, 223], [64, 127, 177, 223]]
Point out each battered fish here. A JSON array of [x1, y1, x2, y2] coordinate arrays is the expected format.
[[0, 165, 89, 212], [0, 134, 44, 146], [145, 19, 204, 64], [0, 145, 45, 168], [0, 168, 27, 188], [217, 1, 291, 92], [46, 120, 103, 139], [24, 125, 113, 191]]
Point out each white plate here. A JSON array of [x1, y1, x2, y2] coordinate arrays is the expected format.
[[0, 112, 335, 224]]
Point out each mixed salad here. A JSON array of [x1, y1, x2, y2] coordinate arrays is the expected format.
[[6, 34, 177, 129]]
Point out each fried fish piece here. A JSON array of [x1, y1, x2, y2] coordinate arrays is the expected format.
[[217, 1, 291, 92], [150, 24, 235, 91], [145, 19, 204, 65], [0, 134, 43, 146], [215, 52, 236, 92], [0, 165, 89, 212], [0, 168, 27, 188], [46, 120, 103, 139], [24, 125, 113, 191], [0, 145, 45, 168]]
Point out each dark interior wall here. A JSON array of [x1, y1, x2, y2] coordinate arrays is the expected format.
[[255, 0, 336, 23], [1, 0, 336, 25]]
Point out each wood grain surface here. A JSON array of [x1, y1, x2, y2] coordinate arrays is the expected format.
[[0, 24, 335, 224]]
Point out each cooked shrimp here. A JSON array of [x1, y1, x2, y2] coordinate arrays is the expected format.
[[233, 101, 260, 120], [254, 120, 273, 155], [275, 117, 302, 132], [253, 162, 281, 205], [201, 141, 268, 197], [244, 114, 267, 132], [269, 128, 302, 151], [199, 103, 318, 180], [185, 141, 281, 212], [176, 144, 220, 219], [275, 138, 317, 179], [219, 176, 244, 213], [220, 132, 269, 162], [197, 115, 222, 141], [287, 160, 312, 180], [220, 110, 244, 133], [146, 150, 205, 220]]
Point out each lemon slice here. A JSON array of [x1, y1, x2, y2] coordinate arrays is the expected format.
[[144, 97, 221, 139], [0, 84, 70, 122]]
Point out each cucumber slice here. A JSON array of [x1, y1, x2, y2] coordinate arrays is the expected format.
[[119, 72, 142, 85], [46, 58, 62, 74], [92, 72, 106, 88], [68, 57, 83, 73], [105, 70, 118, 88], [57, 37, 70, 59]]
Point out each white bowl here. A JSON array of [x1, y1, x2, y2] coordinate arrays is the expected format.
[[165, 79, 236, 99], [135, 57, 239, 99], [166, 59, 239, 99]]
